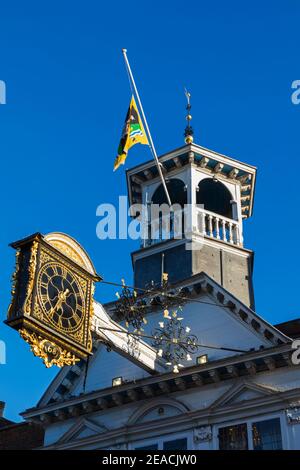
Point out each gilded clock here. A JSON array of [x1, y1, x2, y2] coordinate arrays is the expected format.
[[37, 262, 85, 333], [6, 232, 101, 368]]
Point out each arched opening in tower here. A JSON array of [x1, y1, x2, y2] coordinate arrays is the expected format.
[[151, 178, 187, 207], [150, 179, 187, 242], [197, 178, 233, 219]]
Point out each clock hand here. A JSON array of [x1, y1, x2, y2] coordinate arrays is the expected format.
[[60, 288, 70, 302], [49, 289, 70, 316], [49, 277, 60, 293]]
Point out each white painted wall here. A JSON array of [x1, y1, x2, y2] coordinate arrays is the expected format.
[[136, 293, 271, 365], [68, 291, 272, 401], [72, 345, 150, 396], [43, 366, 300, 450], [64, 291, 276, 400]]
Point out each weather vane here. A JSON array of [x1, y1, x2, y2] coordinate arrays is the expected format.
[[184, 88, 194, 144]]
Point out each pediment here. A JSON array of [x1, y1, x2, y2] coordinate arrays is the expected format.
[[58, 417, 108, 444], [128, 398, 189, 425], [210, 381, 279, 409]]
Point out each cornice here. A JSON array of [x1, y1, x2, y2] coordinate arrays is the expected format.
[[22, 343, 296, 423], [41, 385, 300, 450]]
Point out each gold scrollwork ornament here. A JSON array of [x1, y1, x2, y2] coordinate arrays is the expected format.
[[86, 283, 95, 353], [19, 329, 80, 368], [23, 241, 39, 315], [7, 249, 20, 318]]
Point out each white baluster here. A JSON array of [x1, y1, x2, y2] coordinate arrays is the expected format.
[[215, 217, 220, 239], [208, 215, 213, 237], [198, 210, 206, 236], [234, 224, 239, 245], [222, 219, 227, 242], [229, 222, 233, 244], [202, 211, 206, 236]]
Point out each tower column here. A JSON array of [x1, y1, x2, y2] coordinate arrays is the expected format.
[[189, 162, 198, 238]]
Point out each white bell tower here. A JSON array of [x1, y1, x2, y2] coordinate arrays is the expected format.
[[126, 103, 256, 308]]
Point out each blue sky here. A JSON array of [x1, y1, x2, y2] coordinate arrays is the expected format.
[[0, 1, 299, 421]]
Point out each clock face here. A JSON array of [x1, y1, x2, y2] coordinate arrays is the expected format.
[[37, 262, 85, 332]]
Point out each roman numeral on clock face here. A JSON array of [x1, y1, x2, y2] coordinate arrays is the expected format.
[[37, 261, 87, 333], [41, 294, 48, 303], [73, 312, 82, 323], [57, 315, 63, 328], [41, 281, 48, 290], [61, 266, 68, 278]]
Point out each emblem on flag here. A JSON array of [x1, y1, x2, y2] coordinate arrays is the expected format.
[[114, 96, 149, 171]]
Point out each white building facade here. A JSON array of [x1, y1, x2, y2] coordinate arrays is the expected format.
[[21, 143, 300, 451]]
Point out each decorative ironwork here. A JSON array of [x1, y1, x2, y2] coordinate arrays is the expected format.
[[152, 308, 199, 373], [114, 273, 188, 332], [123, 334, 141, 361], [114, 274, 199, 372], [146, 273, 187, 311], [115, 279, 148, 332]]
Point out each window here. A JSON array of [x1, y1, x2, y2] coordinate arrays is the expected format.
[[219, 423, 248, 450], [135, 444, 159, 450], [134, 437, 188, 451], [218, 418, 283, 450], [252, 418, 282, 450], [163, 438, 187, 450]]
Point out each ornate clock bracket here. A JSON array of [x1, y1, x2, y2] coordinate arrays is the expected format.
[[19, 329, 80, 368], [5, 232, 102, 368]]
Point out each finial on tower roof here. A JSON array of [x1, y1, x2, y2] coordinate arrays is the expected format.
[[184, 88, 194, 144]]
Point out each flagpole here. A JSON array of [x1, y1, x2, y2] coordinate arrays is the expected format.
[[122, 48, 172, 206]]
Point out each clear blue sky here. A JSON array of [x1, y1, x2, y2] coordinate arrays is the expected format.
[[0, 1, 299, 421]]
